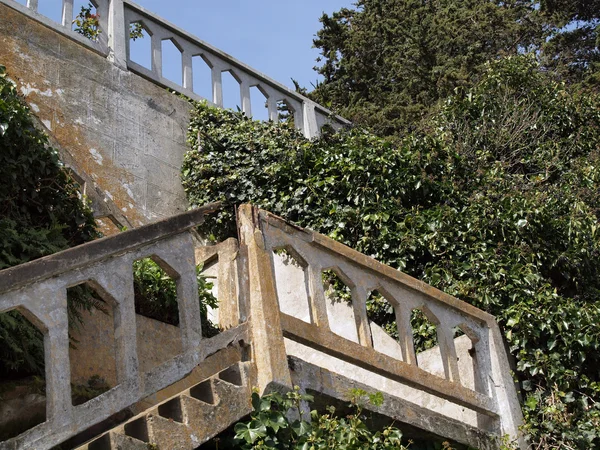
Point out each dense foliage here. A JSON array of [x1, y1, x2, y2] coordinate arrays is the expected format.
[[310, 0, 600, 137], [133, 258, 219, 337], [0, 65, 100, 377], [182, 56, 600, 448], [221, 387, 408, 449]]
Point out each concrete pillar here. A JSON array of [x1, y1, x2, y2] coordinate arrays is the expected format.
[[351, 285, 373, 348], [307, 265, 330, 330], [237, 204, 292, 393], [107, 0, 128, 69], [27, 0, 38, 12], [151, 33, 162, 77], [211, 67, 223, 107], [182, 51, 193, 91], [267, 97, 278, 122], [217, 238, 240, 329], [396, 304, 417, 365], [44, 289, 73, 427], [241, 81, 251, 117], [61, 0, 73, 28], [302, 100, 320, 139]]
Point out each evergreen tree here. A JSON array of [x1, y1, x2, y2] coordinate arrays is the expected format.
[[311, 0, 599, 137]]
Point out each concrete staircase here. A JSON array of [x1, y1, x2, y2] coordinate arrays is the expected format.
[[76, 363, 252, 450]]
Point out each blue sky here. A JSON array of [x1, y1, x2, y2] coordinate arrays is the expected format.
[[132, 0, 353, 94]]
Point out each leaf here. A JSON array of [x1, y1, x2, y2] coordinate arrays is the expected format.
[[234, 421, 267, 443]]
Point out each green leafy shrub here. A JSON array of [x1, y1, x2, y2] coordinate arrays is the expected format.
[[133, 258, 219, 337], [182, 56, 600, 448], [73, 3, 144, 42], [226, 387, 407, 449], [72, 3, 101, 41]]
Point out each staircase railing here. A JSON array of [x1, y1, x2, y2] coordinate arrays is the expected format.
[[0, 204, 524, 449], [0, 203, 249, 450], [237, 205, 524, 448], [0, 0, 350, 139]]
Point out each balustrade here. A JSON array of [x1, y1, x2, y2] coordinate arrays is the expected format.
[[0, 204, 248, 450]]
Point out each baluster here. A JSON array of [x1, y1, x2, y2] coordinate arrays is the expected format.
[[293, 99, 304, 132], [267, 97, 278, 122], [437, 324, 461, 383], [395, 304, 417, 365], [44, 289, 73, 424], [216, 238, 240, 329], [62, 0, 74, 28], [27, 0, 38, 12], [97, 257, 139, 383], [307, 265, 330, 330], [182, 50, 193, 91], [95, 0, 109, 47], [177, 249, 202, 351], [151, 33, 162, 77], [302, 100, 319, 139], [211, 66, 223, 107], [241, 80, 251, 117], [473, 328, 492, 396], [351, 285, 373, 348], [108, 0, 127, 68]]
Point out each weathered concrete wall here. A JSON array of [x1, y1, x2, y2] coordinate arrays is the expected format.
[[0, 2, 191, 225], [70, 309, 182, 386]]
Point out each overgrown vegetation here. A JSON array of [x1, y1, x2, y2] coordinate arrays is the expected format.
[[133, 258, 219, 337], [213, 387, 409, 449], [182, 56, 600, 448]]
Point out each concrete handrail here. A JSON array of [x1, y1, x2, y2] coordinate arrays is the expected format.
[[121, 0, 349, 138], [0, 0, 350, 139], [248, 207, 524, 444], [0, 203, 249, 450]]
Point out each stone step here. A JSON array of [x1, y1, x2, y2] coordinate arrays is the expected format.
[[77, 430, 149, 450], [74, 363, 252, 450], [146, 414, 194, 449]]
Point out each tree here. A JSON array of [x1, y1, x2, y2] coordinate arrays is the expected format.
[[310, 0, 543, 137], [182, 56, 600, 448], [539, 0, 600, 87], [310, 0, 600, 137]]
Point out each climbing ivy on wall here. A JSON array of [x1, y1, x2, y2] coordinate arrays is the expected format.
[[182, 56, 600, 448], [0, 64, 100, 376]]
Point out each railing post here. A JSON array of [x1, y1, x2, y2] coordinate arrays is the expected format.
[[211, 66, 223, 107], [40, 288, 73, 427], [307, 265, 330, 330], [182, 50, 193, 91], [217, 238, 240, 329], [396, 304, 418, 365], [61, 0, 73, 28], [302, 100, 320, 139], [108, 0, 128, 69], [237, 204, 292, 393], [27, 0, 38, 12], [267, 97, 278, 122], [241, 80, 252, 117]]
